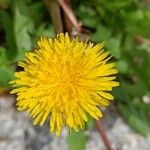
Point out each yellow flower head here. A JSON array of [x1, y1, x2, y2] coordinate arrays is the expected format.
[[10, 33, 119, 136]]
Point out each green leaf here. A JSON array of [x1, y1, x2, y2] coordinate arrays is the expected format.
[[92, 25, 111, 42], [27, 1, 44, 26], [112, 86, 130, 103], [0, 66, 14, 88], [0, 47, 7, 66], [68, 131, 87, 150], [119, 104, 150, 136], [0, 10, 17, 60], [85, 115, 94, 129], [116, 60, 129, 74], [140, 103, 150, 111], [12, 0, 34, 60], [128, 115, 150, 136], [77, 5, 99, 27], [126, 11, 150, 38], [33, 24, 54, 38], [106, 37, 121, 59], [106, 0, 133, 11], [126, 10, 143, 23]]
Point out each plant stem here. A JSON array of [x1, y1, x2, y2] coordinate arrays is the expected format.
[[95, 120, 112, 150], [59, 0, 82, 32], [60, 0, 72, 33], [44, 0, 63, 34]]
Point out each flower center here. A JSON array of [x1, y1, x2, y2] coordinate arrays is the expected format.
[[55, 61, 82, 94]]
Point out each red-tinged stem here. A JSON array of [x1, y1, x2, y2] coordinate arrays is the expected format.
[[60, 0, 72, 33], [95, 120, 112, 150], [59, 0, 82, 32]]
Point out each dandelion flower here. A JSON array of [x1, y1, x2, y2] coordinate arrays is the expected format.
[[10, 33, 119, 136]]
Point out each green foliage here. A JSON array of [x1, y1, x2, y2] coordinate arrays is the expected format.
[[119, 104, 150, 136], [0, 66, 14, 88], [0, 10, 17, 60], [74, 0, 150, 136], [0, 47, 7, 66], [68, 131, 87, 150]]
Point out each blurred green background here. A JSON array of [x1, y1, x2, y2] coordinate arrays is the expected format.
[[0, 0, 150, 149]]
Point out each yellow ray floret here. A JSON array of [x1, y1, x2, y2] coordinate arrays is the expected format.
[[10, 33, 119, 136]]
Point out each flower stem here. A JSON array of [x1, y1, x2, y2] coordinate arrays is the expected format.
[[95, 120, 112, 150], [44, 0, 63, 34], [59, 0, 82, 32]]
